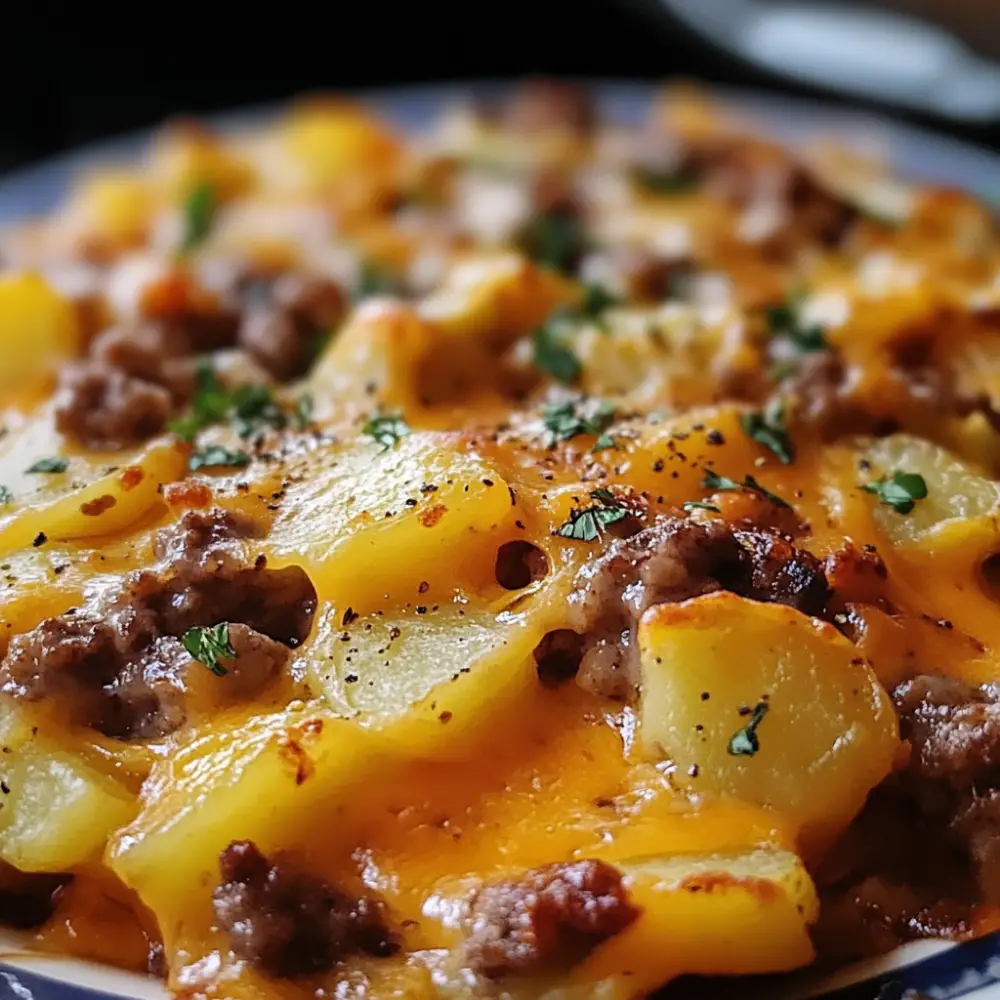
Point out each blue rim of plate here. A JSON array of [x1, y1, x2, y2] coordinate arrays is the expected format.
[[1, 80, 1000, 1000]]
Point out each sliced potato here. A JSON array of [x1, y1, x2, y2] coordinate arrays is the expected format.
[[265, 431, 514, 606], [861, 433, 1000, 545], [428, 846, 817, 1000], [638, 592, 898, 851], [419, 253, 576, 351], [310, 300, 437, 414], [0, 734, 135, 873], [303, 603, 544, 755], [0, 431, 186, 556], [107, 709, 388, 935], [0, 272, 80, 390]]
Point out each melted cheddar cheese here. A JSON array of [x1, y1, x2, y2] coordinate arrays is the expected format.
[[0, 80, 998, 999]]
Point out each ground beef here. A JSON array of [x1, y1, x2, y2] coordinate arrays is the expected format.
[[814, 875, 972, 964], [894, 676, 1000, 789], [814, 674, 1000, 962], [460, 859, 638, 979], [90, 321, 199, 402], [54, 362, 172, 451], [0, 509, 316, 739], [213, 840, 396, 977], [680, 138, 859, 250], [564, 517, 829, 699], [238, 273, 345, 381]]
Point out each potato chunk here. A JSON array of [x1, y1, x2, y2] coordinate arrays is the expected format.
[[266, 431, 514, 606], [638, 592, 898, 850], [304, 603, 543, 755], [0, 432, 186, 556], [862, 433, 1000, 545], [0, 739, 135, 873], [0, 272, 80, 390]]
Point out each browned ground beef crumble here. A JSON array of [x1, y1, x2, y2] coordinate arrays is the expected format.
[[460, 859, 638, 979], [543, 517, 829, 700], [0, 509, 316, 739], [213, 840, 396, 977]]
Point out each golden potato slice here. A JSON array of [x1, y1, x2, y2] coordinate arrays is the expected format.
[[638, 592, 898, 851], [861, 433, 1000, 545], [0, 273, 80, 390], [419, 253, 576, 351], [0, 431, 186, 556], [266, 431, 514, 606], [0, 730, 135, 873], [302, 603, 544, 755], [427, 846, 817, 1000]]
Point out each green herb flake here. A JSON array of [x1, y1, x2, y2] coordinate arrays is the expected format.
[[363, 411, 410, 452], [182, 623, 235, 677], [357, 260, 400, 298], [701, 470, 791, 509], [188, 446, 250, 472], [682, 501, 720, 513], [25, 458, 68, 475], [632, 165, 699, 195], [766, 295, 828, 357], [541, 398, 616, 449], [555, 489, 630, 543], [294, 393, 315, 430], [181, 182, 217, 253], [862, 470, 928, 515], [533, 323, 582, 384], [701, 469, 743, 492], [520, 211, 587, 275], [580, 283, 620, 322], [168, 358, 231, 442], [0, 485, 12, 506], [728, 701, 769, 757], [740, 399, 795, 465], [170, 360, 288, 442], [592, 432, 619, 453]]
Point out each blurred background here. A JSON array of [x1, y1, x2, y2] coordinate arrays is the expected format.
[[2, 0, 1000, 175]]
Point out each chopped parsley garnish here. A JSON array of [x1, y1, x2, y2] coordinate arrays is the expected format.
[[632, 163, 699, 195], [682, 501, 720, 513], [169, 359, 233, 442], [519, 211, 587, 275], [363, 411, 410, 451], [581, 283, 620, 320], [741, 399, 794, 465], [533, 322, 582, 384], [229, 384, 287, 439], [182, 623, 235, 677], [26, 457, 68, 474], [701, 470, 743, 492], [862, 470, 928, 515], [541, 398, 616, 450], [180, 182, 217, 253], [294, 393, 315, 429], [170, 359, 287, 442], [556, 488, 630, 543], [357, 260, 401, 298], [728, 701, 769, 757], [0, 486, 12, 506], [188, 446, 250, 472], [701, 469, 791, 509], [766, 294, 828, 360]]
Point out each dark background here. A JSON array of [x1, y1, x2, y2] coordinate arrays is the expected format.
[[1, 0, 999, 176]]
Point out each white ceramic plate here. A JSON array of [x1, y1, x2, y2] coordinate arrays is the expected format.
[[1, 80, 999, 1000]]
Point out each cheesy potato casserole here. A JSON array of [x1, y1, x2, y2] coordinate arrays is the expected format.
[[0, 80, 998, 998]]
